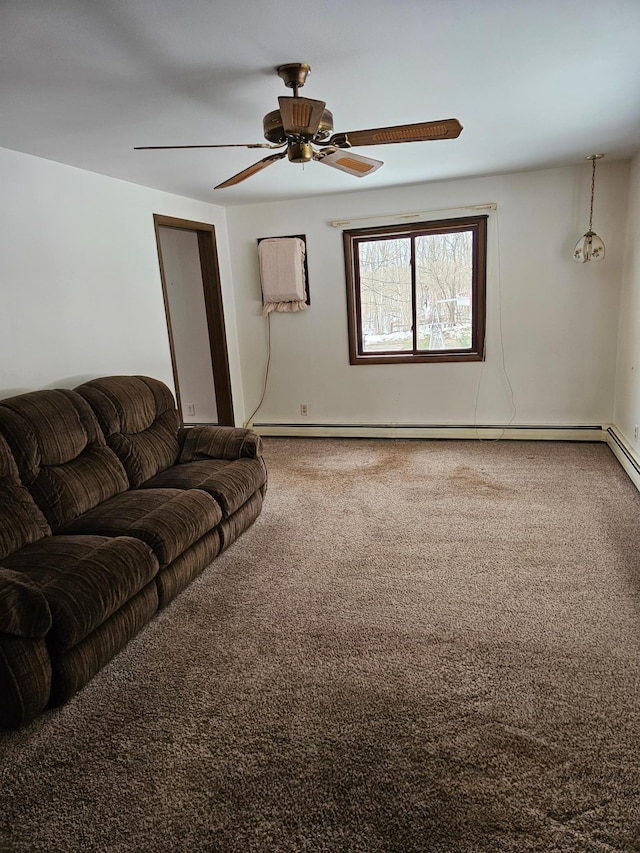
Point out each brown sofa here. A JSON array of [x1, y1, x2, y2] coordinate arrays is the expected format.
[[0, 375, 266, 728]]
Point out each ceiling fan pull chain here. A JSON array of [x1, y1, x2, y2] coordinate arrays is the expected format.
[[589, 156, 596, 232]]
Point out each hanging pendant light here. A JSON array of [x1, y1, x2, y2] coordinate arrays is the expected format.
[[573, 154, 605, 263]]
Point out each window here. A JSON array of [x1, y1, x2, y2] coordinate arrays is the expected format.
[[343, 215, 487, 364]]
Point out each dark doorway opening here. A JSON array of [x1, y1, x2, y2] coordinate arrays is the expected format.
[[154, 215, 234, 426]]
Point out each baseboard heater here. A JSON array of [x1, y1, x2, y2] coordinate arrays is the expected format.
[[606, 426, 640, 492], [253, 423, 606, 441]]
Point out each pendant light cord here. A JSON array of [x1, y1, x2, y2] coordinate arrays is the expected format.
[[589, 156, 596, 231]]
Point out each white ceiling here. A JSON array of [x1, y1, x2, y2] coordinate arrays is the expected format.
[[2, 0, 640, 207]]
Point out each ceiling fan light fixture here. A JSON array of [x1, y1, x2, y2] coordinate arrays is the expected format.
[[574, 154, 605, 263], [287, 141, 313, 164]]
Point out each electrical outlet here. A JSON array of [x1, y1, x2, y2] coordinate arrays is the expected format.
[[634, 424, 639, 441], [300, 403, 308, 416], [186, 403, 196, 416]]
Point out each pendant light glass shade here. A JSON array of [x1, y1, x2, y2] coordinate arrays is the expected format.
[[573, 230, 605, 263], [574, 154, 605, 263]]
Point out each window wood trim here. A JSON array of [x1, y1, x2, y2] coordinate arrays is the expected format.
[[343, 215, 488, 365]]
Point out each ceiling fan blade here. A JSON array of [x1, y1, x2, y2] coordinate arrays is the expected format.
[[278, 96, 327, 137], [214, 151, 287, 189], [134, 143, 284, 150], [328, 119, 463, 148], [314, 148, 383, 178]]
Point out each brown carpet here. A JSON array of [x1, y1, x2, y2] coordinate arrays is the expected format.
[[1, 438, 639, 853]]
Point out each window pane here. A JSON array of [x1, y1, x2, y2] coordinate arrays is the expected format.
[[415, 231, 473, 351], [343, 215, 486, 365], [358, 238, 412, 353]]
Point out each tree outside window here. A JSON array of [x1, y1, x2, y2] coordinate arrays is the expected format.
[[343, 216, 487, 364]]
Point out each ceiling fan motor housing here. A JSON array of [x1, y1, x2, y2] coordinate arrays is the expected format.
[[263, 108, 334, 144]]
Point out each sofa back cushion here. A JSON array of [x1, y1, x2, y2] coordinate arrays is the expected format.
[[75, 376, 181, 488], [0, 433, 51, 560], [0, 390, 129, 530]]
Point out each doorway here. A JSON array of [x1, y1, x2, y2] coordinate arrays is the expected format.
[[154, 215, 234, 426]]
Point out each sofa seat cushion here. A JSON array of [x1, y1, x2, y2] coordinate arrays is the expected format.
[[2, 535, 159, 652], [57, 488, 223, 567], [142, 458, 267, 519]]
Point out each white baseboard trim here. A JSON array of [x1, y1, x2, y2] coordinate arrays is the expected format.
[[606, 426, 640, 492], [253, 423, 606, 442]]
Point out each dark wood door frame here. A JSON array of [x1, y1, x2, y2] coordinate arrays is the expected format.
[[153, 214, 234, 426]]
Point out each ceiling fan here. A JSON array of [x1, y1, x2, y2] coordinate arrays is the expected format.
[[135, 63, 463, 190]]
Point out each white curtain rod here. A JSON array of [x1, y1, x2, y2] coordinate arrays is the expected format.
[[329, 203, 497, 228]]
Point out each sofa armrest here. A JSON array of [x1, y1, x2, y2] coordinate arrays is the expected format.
[[0, 569, 52, 638], [178, 425, 263, 463]]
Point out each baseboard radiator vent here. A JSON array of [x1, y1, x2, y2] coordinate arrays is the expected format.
[[254, 423, 606, 442], [606, 427, 640, 492]]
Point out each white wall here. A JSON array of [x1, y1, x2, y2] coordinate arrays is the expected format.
[[227, 162, 629, 429], [1, 147, 631, 435], [0, 146, 245, 425], [613, 151, 640, 451]]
